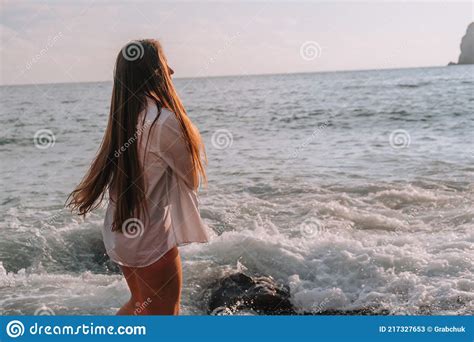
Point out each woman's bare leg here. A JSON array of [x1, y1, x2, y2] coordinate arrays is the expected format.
[[117, 298, 135, 315], [117, 247, 182, 315]]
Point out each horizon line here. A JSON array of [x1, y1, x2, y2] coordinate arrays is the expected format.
[[0, 63, 467, 87]]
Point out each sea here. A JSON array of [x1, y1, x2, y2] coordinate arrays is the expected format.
[[0, 65, 473, 315]]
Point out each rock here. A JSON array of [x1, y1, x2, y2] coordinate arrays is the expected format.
[[207, 272, 390, 315], [449, 22, 474, 65], [208, 273, 296, 315], [458, 22, 474, 64]]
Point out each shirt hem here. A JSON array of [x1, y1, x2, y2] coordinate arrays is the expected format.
[[107, 239, 209, 268]]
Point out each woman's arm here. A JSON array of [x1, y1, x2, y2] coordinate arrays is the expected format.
[[154, 111, 197, 189]]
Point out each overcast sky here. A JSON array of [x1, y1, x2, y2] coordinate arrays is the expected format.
[[0, 1, 472, 85]]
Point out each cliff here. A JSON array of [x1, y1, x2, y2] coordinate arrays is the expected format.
[[449, 22, 474, 65]]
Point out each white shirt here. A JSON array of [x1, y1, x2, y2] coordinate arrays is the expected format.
[[102, 98, 209, 267]]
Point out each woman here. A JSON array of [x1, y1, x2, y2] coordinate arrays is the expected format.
[[67, 39, 209, 315]]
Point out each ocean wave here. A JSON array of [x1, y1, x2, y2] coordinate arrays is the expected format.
[[316, 200, 407, 231], [0, 263, 126, 315], [397, 81, 432, 88], [1, 184, 473, 315], [182, 220, 474, 315], [1, 68, 473, 315], [370, 186, 451, 208]]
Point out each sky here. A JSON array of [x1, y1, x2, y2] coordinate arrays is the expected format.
[[0, 0, 472, 85]]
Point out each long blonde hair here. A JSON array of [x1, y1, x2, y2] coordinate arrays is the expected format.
[[67, 39, 206, 231]]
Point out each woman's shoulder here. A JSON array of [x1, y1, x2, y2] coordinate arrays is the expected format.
[[142, 98, 175, 124], [141, 99, 182, 138], [159, 107, 175, 124], [156, 107, 180, 132]]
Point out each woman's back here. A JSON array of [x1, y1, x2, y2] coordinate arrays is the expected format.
[[68, 39, 208, 314], [103, 98, 209, 268]]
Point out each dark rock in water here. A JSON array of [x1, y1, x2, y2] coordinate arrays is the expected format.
[[449, 22, 474, 65], [207, 272, 390, 315], [208, 273, 296, 315]]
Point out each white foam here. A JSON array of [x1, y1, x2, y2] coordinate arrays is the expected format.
[[1, 183, 472, 315], [181, 210, 474, 314], [0, 262, 128, 315]]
